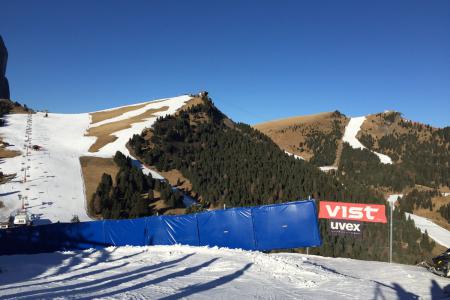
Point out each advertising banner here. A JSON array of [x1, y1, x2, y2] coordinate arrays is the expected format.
[[319, 201, 387, 223]]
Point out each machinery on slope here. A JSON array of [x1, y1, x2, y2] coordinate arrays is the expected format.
[[420, 249, 450, 278]]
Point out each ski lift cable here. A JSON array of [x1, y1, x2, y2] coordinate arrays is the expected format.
[[213, 98, 273, 124]]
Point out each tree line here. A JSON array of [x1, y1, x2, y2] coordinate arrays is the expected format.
[[127, 96, 435, 264], [89, 151, 184, 219]]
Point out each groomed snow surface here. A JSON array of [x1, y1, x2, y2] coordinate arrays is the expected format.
[[0, 245, 449, 299], [386, 194, 450, 248], [406, 213, 450, 249], [342, 116, 393, 164], [0, 96, 192, 223]]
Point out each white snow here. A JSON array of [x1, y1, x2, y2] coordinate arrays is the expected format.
[[90, 95, 191, 158], [405, 213, 450, 248], [0, 113, 94, 224], [387, 194, 403, 209], [319, 166, 338, 172], [0, 245, 448, 299], [284, 150, 305, 160], [386, 194, 450, 248], [0, 95, 192, 223], [342, 116, 393, 164]]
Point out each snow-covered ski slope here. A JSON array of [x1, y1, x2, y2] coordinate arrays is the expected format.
[[386, 194, 450, 248], [0, 245, 448, 299], [406, 213, 450, 248], [0, 95, 192, 223], [342, 116, 393, 164]]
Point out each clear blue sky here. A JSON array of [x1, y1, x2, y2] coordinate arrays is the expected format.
[[2, 0, 449, 127]]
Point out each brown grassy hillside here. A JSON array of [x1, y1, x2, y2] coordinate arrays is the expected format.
[[254, 111, 348, 165]]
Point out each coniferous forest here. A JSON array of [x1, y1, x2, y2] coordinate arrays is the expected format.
[[89, 151, 183, 219], [123, 95, 435, 264], [354, 113, 449, 191]]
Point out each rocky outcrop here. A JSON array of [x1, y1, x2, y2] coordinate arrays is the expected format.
[[0, 36, 10, 100]]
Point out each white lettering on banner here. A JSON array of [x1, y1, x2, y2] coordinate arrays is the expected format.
[[325, 205, 379, 220], [330, 221, 361, 233], [326, 205, 340, 218], [319, 201, 387, 223]]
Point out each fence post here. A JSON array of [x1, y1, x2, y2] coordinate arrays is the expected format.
[[389, 201, 393, 263]]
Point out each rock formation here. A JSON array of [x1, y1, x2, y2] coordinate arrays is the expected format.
[[0, 35, 10, 100]]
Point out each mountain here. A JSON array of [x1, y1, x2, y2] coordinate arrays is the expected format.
[[0, 94, 195, 224], [255, 111, 450, 246], [0, 36, 10, 100], [0, 91, 443, 264], [254, 111, 348, 167], [255, 111, 449, 193], [127, 94, 440, 264]]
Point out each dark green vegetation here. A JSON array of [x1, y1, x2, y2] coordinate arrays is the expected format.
[[89, 151, 183, 219], [439, 203, 450, 223], [306, 113, 344, 166], [356, 114, 449, 191], [0, 100, 29, 126], [398, 189, 438, 213], [340, 126, 449, 192], [127, 96, 435, 264], [339, 144, 413, 192], [130, 100, 345, 207]]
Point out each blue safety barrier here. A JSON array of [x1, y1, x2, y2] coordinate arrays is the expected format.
[[104, 218, 146, 247], [0, 200, 321, 255], [198, 207, 256, 250], [252, 200, 322, 250]]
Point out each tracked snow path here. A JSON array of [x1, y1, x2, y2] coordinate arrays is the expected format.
[[342, 116, 393, 164], [0, 245, 448, 299], [386, 194, 450, 248], [0, 95, 192, 223], [405, 213, 450, 248], [0, 112, 94, 223]]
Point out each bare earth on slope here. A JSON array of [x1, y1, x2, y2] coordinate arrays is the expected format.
[[254, 112, 348, 161], [86, 106, 169, 152]]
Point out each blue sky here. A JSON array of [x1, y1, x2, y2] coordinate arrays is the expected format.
[[1, 0, 449, 127]]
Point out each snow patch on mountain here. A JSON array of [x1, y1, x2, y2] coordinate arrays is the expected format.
[[0, 95, 192, 223], [0, 245, 448, 299], [387, 194, 403, 209], [90, 95, 191, 157], [386, 194, 450, 247], [319, 166, 338, 172], [405, 213, 450, 248], [284, 150, 305, 160], [342, 116, 393, 164]]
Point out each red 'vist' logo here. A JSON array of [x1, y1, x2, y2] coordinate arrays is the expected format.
[[319, 201, 387, 223]]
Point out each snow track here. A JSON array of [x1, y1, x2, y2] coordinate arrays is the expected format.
[[0, 113, 94, 223], [342, 116, 393, 164], [0, 95, 192, 223], [0, 245, 448, 299], [405, 213, 450, 248], [386, 194, 450, 248]]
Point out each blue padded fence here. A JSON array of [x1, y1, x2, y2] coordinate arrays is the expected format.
[[0, 200, 321, 255]]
